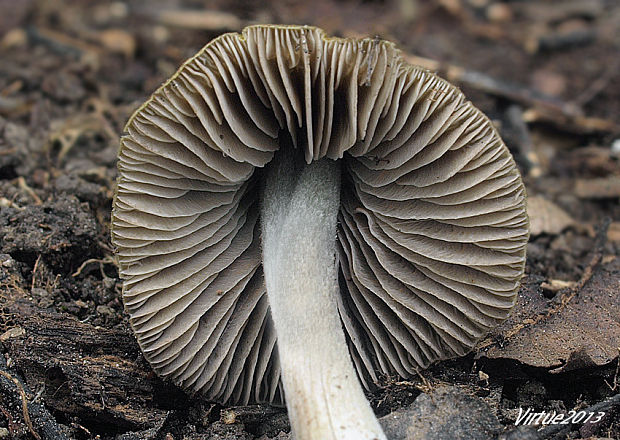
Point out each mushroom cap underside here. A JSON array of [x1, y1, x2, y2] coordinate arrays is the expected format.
[[112, 24, 529, 405]]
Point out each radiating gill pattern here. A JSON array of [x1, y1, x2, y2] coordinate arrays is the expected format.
[[112, 25, 528, 405]]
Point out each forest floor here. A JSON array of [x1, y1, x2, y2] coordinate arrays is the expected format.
[[0, 0, 619, 439]]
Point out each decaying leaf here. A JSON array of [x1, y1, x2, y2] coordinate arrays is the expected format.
[[527, 195, 575, 236], [479, 258, 620, 371]]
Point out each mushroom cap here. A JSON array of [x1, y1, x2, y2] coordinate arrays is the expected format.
[[112, 25, 529, 405]]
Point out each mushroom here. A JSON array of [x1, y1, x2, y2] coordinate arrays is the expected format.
[[112, 25, 529, 440]]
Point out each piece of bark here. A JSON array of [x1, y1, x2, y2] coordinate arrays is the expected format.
[[5, 300, 170, 433], [0, 356, 69, 440]]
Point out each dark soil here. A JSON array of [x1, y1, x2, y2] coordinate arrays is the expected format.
[[0, 1, 618, 439]]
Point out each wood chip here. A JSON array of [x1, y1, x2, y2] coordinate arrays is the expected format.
[[0, 28, 28, 49], [540, 279, 576, 293], [97, 29, 136, 58], [607, 222, 620, 242], [0, 327, 25, 341], [575, 177, 620, 198], [157, 10, 242, 31]]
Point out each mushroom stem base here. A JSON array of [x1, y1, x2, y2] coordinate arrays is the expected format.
[[261, 147, 386, 440]]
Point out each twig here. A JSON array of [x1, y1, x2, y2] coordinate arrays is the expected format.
[[0, 197, 24, 210], [17, 177, 42, 205], [155, 9, 242, 31], [522, 108, 619, 134], [572, 59, 620, 107], [413, 368, 434, 395], [528, 28, 596, 53], [405, 53, 577, 114], [27, 26, 102, 57], [0, 370, 41, 440], [71, 422, 93, 437], [504, 105, 542, 177], [403, 53, 620, 134], [72, 256, 116, 277], [0, 405, 18, 438], [556, 217, 611, 310], [31, 384, 45, 405], [604, 349, 619, 392], [31, 254, 42, 291]]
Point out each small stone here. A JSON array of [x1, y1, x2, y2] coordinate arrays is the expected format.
[[96, 305, 116, 318], [74, 299, 88, 308]]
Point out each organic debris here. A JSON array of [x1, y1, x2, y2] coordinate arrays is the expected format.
[[1, 0, 619, 439]]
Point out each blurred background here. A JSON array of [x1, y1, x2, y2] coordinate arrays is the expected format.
[[0, 1, 618, 439]]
